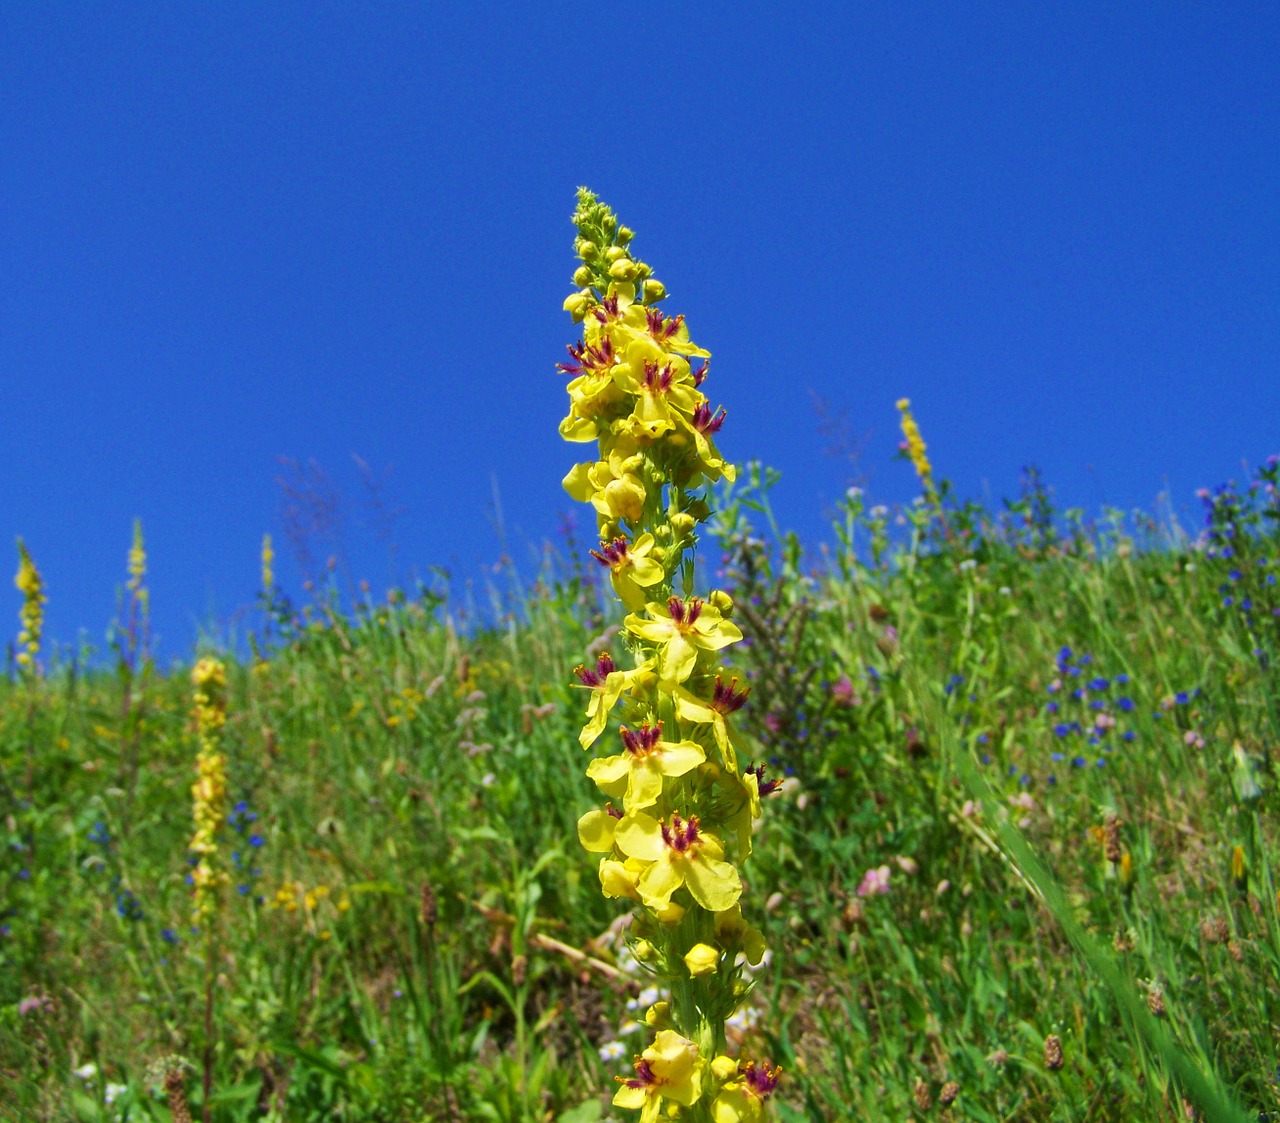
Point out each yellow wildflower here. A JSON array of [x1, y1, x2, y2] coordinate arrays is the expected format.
[[613, 1029, 703, 1122], [624, 597, 743, 685], [614, 811, 742, 914]]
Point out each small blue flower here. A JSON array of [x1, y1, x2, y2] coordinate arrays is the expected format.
[[161, 928, 180, 944], [1054, 723, 1071, 738], [1116, 673, 1129, 685], [1088, 677, 1109, 691], [1175, 691, 1190, 705], [1122, 731, 1135, 742], [1046, 701, 1060, 714], [1072, 756, 1086, 768], [1118, 697, 1134, 712], [249, 834, 265, 848]]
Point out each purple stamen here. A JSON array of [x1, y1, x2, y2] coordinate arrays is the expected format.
[[590, 538, 630, 569], [740, 1061, 781, 1096], [747, 763, 782, 797], [712, 674, 749, 714], [693, 403, 727, 435], [574, 651, 617, 687]]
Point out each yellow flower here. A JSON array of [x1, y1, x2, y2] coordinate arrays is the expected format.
[[612, 1029, 703, 1122], [261, 533, 275, 592], [674, 674, 750, 769], [589, 534, 665, 612], [711, 1061, 782, 1123], [586, 722, 705, 812], [572, 653, 655, 748], [625, 597, 743, 685], [563, 448, 648, 526], [614, 812, 742, 913]]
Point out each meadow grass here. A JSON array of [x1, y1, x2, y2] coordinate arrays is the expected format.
[[2, 459, 1279, 1122]]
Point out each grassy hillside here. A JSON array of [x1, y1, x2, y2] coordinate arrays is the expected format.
[[3, 458, 1279, 1122]]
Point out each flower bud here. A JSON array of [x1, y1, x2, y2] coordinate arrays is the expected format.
[[576, 240, 598, 261], [604, 245, 627, 262], [609, 258, 639, 281], [572, 265, 593, 288], [711, 1055, 737, 1081], [683, 943, 719, 977], [632, 939, 657, 962], [563, 290, 592, 322], [616, 225, 634, 245], [669, 512, 697, 538], [641, 278, 667, 303], [644, 1000, 673, 1028], [709, 590, 734, 618]]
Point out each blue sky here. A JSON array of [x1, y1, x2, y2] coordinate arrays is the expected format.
[[3, 3, 1278, 659]]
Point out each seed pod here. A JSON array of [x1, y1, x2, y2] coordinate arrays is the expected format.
[[1044, 1034, 1064, 1072]]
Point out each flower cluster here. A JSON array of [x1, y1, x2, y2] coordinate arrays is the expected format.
[[895, 398, 934, 497], [14, 538, 46, 673], [559, 189, 780, 1122], [189, 656, 230, 921]]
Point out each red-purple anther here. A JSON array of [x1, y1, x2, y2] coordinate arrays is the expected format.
[[746, 763, 783, 797], [574, 652, 617, 687], [621, 1058, 658, 1089], [712, 674, 749, 714], [740, 1061, 782, 1097], [620, 723, 663, 756], [692, 402, 727, 435], [641, 360, 676, 395], [667, 596, 703, 628], [558, 336, 615, 378], [605, 803, 623, 820], [692, 361, 708, 387], [660, 814, 700, 853], [592, 295, 622, 324], [644, 308, 689, 345], [589, 538, 630, 568]]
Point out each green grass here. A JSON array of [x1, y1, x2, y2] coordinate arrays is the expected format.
[[3, 465, 1279, 1122]]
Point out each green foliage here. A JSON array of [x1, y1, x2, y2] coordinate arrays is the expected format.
[[4, 458, 1280, 1120]]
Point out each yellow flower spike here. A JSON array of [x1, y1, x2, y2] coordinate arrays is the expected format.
[[612, 1029, 703, 1121], [590, 534, 666, 612], [586, 723, 706, 812], [189, 655, 230, 920], [625, 597, 743, 685], [683, 942, 720, 977], [614, 812, 742, 914], [14, 539, 47, 673], [896, 397, 935, 495], [261, 533, 275, 593]]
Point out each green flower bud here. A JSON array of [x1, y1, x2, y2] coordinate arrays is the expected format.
[[608, 259, 638, 281], [572, 264, 592, 288], [616, 225, 634, 245], [604, 245, 627, 263], [576, 240, 598, 261], [669, 512, 697, 537], [686, 497, 711, 522]]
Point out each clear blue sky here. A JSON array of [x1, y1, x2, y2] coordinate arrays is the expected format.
[[3, 3, 1278, 659]]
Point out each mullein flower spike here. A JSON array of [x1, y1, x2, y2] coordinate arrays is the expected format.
[[190, 656, 230, 920], [559, 189, 780, 1120], [896, 397, 935, 498], [14, 538, 46, 673]]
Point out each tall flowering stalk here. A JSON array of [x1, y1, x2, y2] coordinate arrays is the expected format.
[[560, 189, 781, 1122], [14, 538, 46, 676], [190, 657, 230, 921], [189, 655, 229, 1123], [895, 397, 935, 500], [125, 518, 150, 668]]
